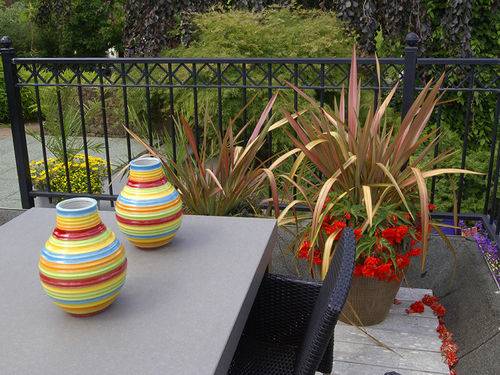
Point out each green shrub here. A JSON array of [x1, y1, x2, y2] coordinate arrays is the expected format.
[[0, 2, 36, 55], [0, 61, 37, 123], [161, 8, 356, 152], [0, 1, 38, 123], [32, 0, 124, 57], [30, 154, 107, 194], [164, 8, 355, 58], [426, 129, 489, 214]]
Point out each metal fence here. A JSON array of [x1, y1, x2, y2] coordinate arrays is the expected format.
[[1, 33, 499, 232]]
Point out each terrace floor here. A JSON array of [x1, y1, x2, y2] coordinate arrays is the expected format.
[[331, 287, 449, 375]]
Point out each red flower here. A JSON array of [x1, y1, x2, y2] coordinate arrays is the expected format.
[[353, 264, 363, 277], [409, 295, 458, 372], [431, 303, 446, 317], [381, 225, 409, 245], [298, 241, 310, 259], [313, 250, 322, 265], [354, 227, 362, 241], [361, 256, 381, 278], [408, 247, 422, 257], [445, 351, 458, 367], [396, 254, 410, 269], [428, 203, 437, 212], [436, 321, 447, 337], [344, 212, 351, 220], [381, 227, 395, 244], [397, 224, 409, 238], [323, 220, 346, 240], [375, 262, 393, 280], [365, 256, 380, 267], [422, 294, 439, 306], [406, 301, 425, 314]]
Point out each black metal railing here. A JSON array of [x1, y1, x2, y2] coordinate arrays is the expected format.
[[1, 33, 499, 234]]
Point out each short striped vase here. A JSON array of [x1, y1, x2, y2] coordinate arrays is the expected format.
[[39, 198, 127, 317], [115, 157, 183, 249]]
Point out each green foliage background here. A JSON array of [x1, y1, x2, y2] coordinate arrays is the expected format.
[[31, 0, 124, 57], [0, 1, 497, 214], [161, 8, 355, 153]]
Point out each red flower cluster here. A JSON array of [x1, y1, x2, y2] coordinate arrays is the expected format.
[[381, 225, 409, 245], [299, 211, 419, 277], [422, 294, 439, 306], [323, 219, 346, 240], [438, 319, 458, 369], [406, 300, 425, 314], [405, 294, 458, 373], [422, 294, 446, 317], [297, 241, 322, 265], [298, 240, 310, 259], [353, 247, 421, 282]]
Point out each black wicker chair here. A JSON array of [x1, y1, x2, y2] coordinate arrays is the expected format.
[[228, 228, 356, 375]]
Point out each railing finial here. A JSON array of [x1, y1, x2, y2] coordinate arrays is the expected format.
[[0, 35, 12, 49], [405, 32, 420, 48]]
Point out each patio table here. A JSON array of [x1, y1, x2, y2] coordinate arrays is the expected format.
[[0, 208, 277, 375]]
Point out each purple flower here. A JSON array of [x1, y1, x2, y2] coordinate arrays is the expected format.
[[463, 221, 499, 283]]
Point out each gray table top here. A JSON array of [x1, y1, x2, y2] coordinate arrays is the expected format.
[[0, 208, 277, 375]]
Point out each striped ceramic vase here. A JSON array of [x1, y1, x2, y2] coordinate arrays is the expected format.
[[115, 157, 183, 249], [39, 198, 127, 317]]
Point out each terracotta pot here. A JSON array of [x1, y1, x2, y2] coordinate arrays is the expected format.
[[115, 157, 183, 249], [39, 197, 127, 317], [339, 275, 401, 326]]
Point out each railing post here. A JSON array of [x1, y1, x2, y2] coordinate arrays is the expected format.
[[401, 32, 420, 120], [0, 36, 34, 208]]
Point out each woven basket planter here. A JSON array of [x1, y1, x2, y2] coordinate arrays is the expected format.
[[339, 275, 401, 326]]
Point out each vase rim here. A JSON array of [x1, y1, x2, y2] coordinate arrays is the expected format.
[[56, 197, 97, 213], [130, 157, 161, 169]]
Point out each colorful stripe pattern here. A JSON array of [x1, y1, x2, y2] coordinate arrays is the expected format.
[[115, 157, 183, 249], [39, 198, 127, 317]]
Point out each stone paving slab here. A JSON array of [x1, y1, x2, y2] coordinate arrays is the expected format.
[[334, 324, 442, 352], [331, 362, 446, 375], [333, 343, 447, 374], [330, 287, 449, 375]]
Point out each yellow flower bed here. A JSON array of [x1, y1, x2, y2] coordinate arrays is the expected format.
[[30, 154, 107, 194]]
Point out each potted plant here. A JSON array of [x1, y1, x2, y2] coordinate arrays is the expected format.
[[124, 96, 281, 216], [273, 49, 480, 325]]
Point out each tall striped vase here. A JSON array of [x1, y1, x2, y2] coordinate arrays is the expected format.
[[115, 157, 183, 249], [39, 198, 127, 317]]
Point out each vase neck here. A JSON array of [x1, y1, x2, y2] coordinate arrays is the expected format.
[[128, 157, 165, 184], [55, 198, 101, 232]]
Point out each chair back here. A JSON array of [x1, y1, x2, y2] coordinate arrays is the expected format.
[[294, 227, 356, 375]]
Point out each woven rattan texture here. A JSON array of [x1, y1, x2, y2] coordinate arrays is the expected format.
[[228, 228, 355, 375]]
